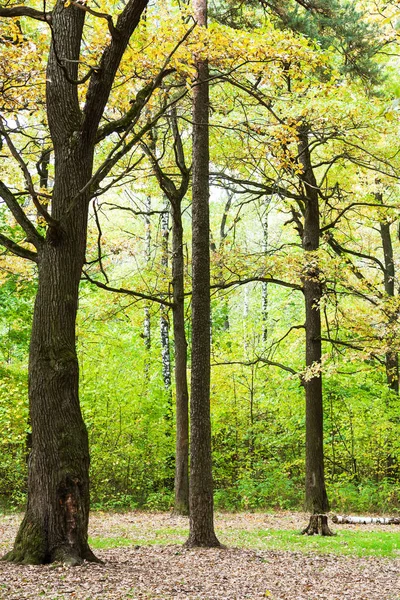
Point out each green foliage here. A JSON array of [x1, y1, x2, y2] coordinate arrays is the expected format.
[[0, 365, 28, 510], [0, 272, 35, 364], [78, 287, 175, 510]]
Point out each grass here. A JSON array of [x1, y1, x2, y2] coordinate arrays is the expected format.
[[89, 526, 400, 558]]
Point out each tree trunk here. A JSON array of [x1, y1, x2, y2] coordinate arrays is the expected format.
[[185, 0, 221, 547], [2, 0, 149, 564], [4, 148, 97, 566], [160, 206, 172, 394], [262, 201, 269, 343], [380, 220, 399, 394], [302, 514, 334, 536], [144, 195, 152, 366], [298, 126, 329, 515], [171, 202, 190, 515], [379, 219, 399, 479]]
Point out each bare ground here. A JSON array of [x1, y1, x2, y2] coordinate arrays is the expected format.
[[0, 511, 399, 599]]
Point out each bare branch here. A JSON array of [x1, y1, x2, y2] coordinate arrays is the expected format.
[[211, 276, 303, 292], [0, 5, 50, 21], [69, 1, 119, 40], [0, 232, 38, 262], [82, 271, 174, 308], [212, 356, 297, 375], [0, 180, 43, 247], [0, 123, 57, 227]]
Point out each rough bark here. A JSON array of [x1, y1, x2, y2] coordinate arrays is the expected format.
[[2, 0, 149, 565], [298, 126, 329, 515], [185, 0, 221, 547], [302, 514, 334, 536]]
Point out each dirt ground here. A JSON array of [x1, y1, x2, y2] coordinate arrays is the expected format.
[[0, 511, 399, 599]]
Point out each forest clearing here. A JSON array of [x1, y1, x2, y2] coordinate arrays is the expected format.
[[1, 511, 400, 599]]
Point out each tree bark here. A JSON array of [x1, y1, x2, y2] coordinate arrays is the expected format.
[[302, 514, 334, 536], [185, 0, 221, 547], [298, 126, 329, 515]]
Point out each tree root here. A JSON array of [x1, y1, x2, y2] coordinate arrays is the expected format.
[[184, 534, 225, 549], [302, 514, 334, 536]]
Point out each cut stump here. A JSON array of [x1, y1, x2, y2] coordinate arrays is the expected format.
[[302, 514, 334, 536]]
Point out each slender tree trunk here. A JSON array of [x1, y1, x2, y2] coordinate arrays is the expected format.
[[160, 205, 172, 394], [380, 221, 399, 394], [185, 0, 221, 547], [171, 202, 190, 515], [143, 108, 190, 515], [262, 202, 269, 342], [144, 195, 151, 378], [379, 219, 399, 479], [298, 127, 329, 515]]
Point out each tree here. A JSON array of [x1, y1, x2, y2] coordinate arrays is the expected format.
[[185, 0, 221, 547], [143, 107, 191, 515], [0, 0, 156, 565]]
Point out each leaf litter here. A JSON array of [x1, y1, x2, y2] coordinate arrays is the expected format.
[[0, 511, 399, 599]]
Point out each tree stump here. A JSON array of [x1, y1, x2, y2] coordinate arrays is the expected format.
[[302, 514, 334, 536]]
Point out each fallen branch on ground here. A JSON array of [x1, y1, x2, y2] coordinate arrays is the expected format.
[[332, 515, 400, 525]]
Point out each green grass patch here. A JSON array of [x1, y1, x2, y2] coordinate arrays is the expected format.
[[89, 527, 188, 549], [89, 527, 400, 558], [222, 528, 400, 558]]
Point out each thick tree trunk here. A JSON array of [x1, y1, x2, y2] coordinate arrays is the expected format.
[[3, 2, 98, 565], [298, 127, 329, 515], [4, 148, 97, 565], [302, 514, 334, 536], [185, 0, 221, 547], [171, 203, 189, 515], [3, 0, 149, 564]]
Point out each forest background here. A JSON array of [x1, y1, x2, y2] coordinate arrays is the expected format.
[[1, 0, 400, 518]]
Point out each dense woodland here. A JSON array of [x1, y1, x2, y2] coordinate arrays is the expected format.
[[1, 0, 400, 564]]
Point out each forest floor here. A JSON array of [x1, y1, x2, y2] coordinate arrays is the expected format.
[[0, 511, 399, 599]]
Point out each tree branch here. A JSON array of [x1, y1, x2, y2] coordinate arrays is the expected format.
[[212, 356, 297, 375], [0, 180, 43, 247], [0, 5, 50, 21], [82, 271, 174, 307], [0, 123, 57, 227], [0, 232, 38, 262], [69, 1, 119, 40], [82, 0, 151, 142], [211, 276, 303, 292]]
